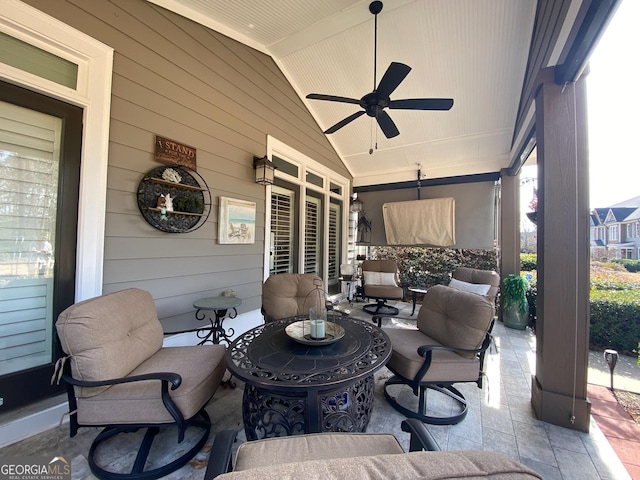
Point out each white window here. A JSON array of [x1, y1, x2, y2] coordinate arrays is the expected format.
[[609, 225, 619, 242], [265, 137, 349, 292], [626, 223, 634, 238], [270, 186, 295, 275]]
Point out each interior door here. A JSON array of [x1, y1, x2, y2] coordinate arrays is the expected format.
[[0, 81, 82, 412]]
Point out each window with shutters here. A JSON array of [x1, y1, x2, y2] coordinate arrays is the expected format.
[[270, 186, 295, 275], [266, 137, 349, 290], [304, 195, 321, 274], [328, 201, 341, 290]]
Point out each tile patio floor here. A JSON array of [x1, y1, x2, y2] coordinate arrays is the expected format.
[[0, 300, 635, 479]]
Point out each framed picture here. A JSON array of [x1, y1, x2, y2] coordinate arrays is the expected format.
[[218, 196, 256, 244]]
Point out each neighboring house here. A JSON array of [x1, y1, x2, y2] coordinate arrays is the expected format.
[[590, 198, 640, 260]]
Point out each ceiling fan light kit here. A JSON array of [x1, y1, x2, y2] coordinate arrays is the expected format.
[[306, 1, 454, 139]]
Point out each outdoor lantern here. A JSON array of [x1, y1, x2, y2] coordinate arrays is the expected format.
[[604, 349, 619, 391], [340, 263, 355, 280], [253, 156, 275, 185], [351, 196, 364, 213]]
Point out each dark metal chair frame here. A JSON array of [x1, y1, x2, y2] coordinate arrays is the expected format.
[[60, 359, 212, 480]]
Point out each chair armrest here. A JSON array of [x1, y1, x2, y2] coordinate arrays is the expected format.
[[204, 430, 238, 479], [401, 418, 441, 452], [62, 371, 182, 390], [412, 333, 492, 385], [62, 371, 187, 436], [417, 343, 484, 358]]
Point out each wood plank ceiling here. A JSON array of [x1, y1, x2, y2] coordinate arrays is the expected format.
[[147, 0, 585, 187]]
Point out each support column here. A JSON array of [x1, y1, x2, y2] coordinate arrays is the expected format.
[[499, 170, 520, 279], [531, 67, 591, 432]]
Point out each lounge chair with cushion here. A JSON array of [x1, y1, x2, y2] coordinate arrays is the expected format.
[[361, 259, 404, 315], [449, 266, 501, 304], [54, 288, 227, 480], [375, 284, 496, 425], [204, 418, 542, 479], [261, 273, 335, 322]]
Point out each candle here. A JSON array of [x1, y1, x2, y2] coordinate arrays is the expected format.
[[310, 319, 326, 339]]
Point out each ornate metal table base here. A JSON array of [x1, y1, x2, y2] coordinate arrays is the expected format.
[[194, 306, 237, 345], [242, 376, 375, 440]]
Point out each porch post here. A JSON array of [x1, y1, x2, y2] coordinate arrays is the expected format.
[[531, 67, 591, 431], [499, 169, 520, 278]]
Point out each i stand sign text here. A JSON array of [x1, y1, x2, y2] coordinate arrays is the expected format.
[[155, 135, 197, 170]]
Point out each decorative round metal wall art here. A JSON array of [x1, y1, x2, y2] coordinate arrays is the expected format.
[[136, 165, 211, 233]]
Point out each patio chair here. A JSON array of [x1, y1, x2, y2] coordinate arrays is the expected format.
[[54, 288, 227, 480], [261, 273, 335, 322], [375, 284, 496, 425], [361, 259, 404, 315], [204, 419, 541, 479], [450, 266, 501, 304]]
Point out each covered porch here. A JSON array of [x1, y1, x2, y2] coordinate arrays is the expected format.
[[0, 299, 633, 479]]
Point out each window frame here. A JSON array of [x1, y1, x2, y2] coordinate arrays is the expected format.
[[0, 1, 113, 301], [264, 136, 349, 288]]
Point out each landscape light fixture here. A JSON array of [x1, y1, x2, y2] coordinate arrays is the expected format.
[[604, 349, 619, 391]]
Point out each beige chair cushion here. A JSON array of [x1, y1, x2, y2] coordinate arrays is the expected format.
[[233, 432, 403, 471], [416, 285, 494, 358], [262, 274, 323, 321], [56, 288, 164, 397], [219, 450, 542, 479], [452, 266, 500, 303], [76, 344, 226, 425], [385, 327, 480, 382]]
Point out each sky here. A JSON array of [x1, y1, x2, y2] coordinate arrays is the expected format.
[[520, 0, 640, 212], [586, 0, 640, 208]]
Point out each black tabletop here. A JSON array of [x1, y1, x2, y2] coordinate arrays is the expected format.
[[226, 315, 391, 391]]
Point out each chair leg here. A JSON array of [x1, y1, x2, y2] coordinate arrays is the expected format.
[[383, 376, 468, 425], [88, 409, 211, 480]]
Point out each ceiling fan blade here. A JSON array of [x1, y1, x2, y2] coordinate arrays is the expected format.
[[306, 93, 361, 105], [376, 62, 411, 98], [389, 98, 454, 110], [324, 110, 366, 134], [376, 110, 400, 138]]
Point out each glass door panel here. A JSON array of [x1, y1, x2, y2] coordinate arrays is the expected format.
[[0, 101, 60, 376]]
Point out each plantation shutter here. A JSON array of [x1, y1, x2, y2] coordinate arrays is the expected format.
[[0, 101, 60, 376], [328, 202, 340, 282], [270, 187, 294, 274], [304, 196, 320, 274]]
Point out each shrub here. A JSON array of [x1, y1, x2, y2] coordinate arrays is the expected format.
[[371, 246, 497, 288], [613, 259, 640, 273], [520, 253, 537, 271], [589, 290, 640, 354]]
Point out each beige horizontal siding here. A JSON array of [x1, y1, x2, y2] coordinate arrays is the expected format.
[[23, 0, 348, 325]]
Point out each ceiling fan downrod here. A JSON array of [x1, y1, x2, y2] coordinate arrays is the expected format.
[[370, 1, 383, 91]]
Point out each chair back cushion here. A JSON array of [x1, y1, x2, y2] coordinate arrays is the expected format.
[[262, 274, 323, 321], [361, 259, 398, 274], [417, 285, 495, 358], [218, 450, 542, 480], [452, 266, 500, 302], [56, 288, 163, 397]]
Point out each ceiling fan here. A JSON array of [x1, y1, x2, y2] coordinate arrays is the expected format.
[[306, 1, 454, 139]]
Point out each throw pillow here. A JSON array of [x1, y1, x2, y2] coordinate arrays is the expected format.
[[363, 271, 397, 286], [448, 278, 491, 296]]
